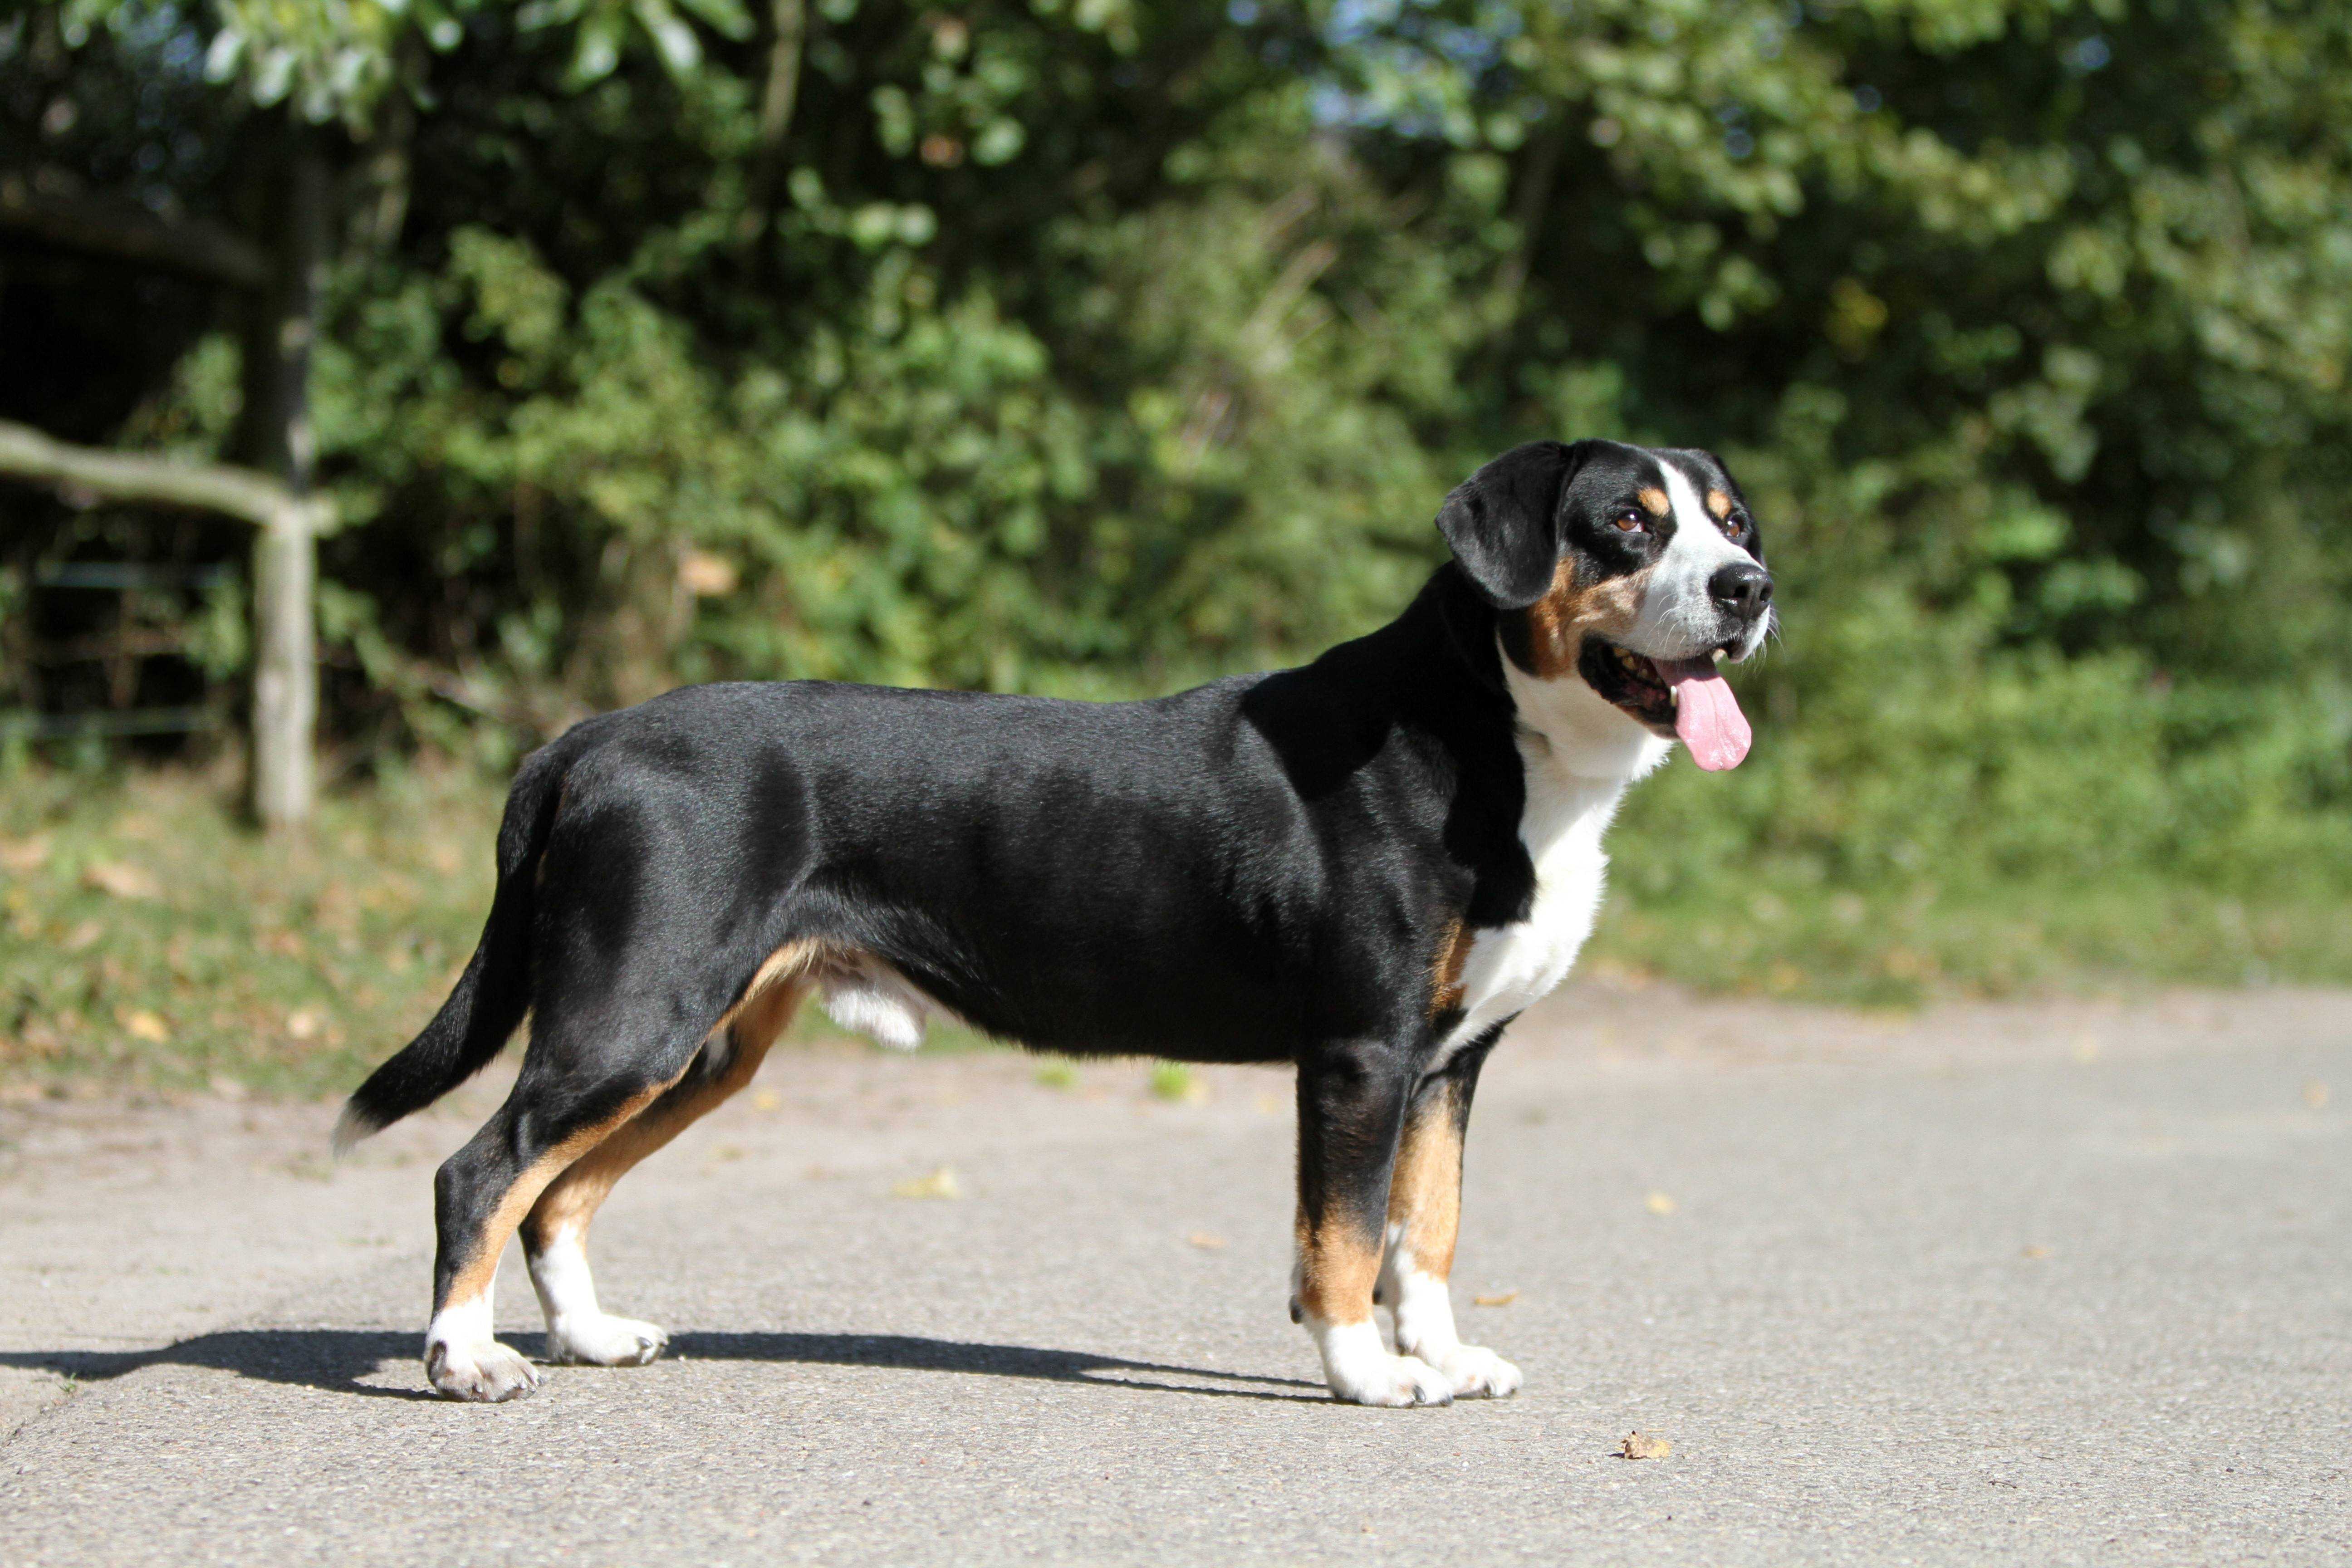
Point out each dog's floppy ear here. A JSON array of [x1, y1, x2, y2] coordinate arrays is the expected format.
[[1436, 440, 1587, 609]]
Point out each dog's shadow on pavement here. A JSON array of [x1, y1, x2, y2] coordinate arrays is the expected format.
[[0, 1331, 1324, 1405]]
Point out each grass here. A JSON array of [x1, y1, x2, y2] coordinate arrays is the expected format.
[[1, 761, 502, 1099], [4, 762, 2347, 1098], [1589, 879, 2352, 1007]]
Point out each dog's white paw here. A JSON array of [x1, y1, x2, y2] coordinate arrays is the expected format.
[[1421, 1343, 1522, 1399], [1328, 1350, 1454, 1407], [545, 1313, 668, 1367], [425, 1335, 540, 1402]]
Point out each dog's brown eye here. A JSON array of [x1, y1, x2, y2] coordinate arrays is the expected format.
[[1613, 510, 1646, 533], [1718, 513, 1745, 538]]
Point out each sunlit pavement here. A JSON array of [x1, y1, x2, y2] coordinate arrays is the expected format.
[[3, 983, 2347, 1566]]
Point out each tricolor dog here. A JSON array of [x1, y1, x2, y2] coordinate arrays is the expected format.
[[337, 438, 1774, 1406]]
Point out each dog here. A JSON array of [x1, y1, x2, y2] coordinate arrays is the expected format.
[[335, 437, 1774, 1406]]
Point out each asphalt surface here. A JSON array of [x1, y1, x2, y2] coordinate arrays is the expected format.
[[2, 981, 2347, 1566]]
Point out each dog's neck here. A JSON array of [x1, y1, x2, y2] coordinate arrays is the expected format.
[[1497, 645, 1673, 787]]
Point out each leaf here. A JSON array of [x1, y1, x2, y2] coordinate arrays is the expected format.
[[1473, 1290, 1519, 1308], [1186, 1230, 1226, 1249], [568, 13, 624, 84], [118, 1009, 169, 1044], [631, 0, 703, 78], [1644, 1191, 1677, 1216], [671, 0, 755, 41], [83, 862, 160, 900], [1618, 1432, 1672, 1460], [891, 1165, 961, 1200], [0, 836, 50, 874]]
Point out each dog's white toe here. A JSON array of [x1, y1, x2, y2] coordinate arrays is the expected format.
[[1329, 1350, 1454, 1407], [1424, 1344, 1522, 1399], [546, 1313, 669, 1367], [426, 1336, 541, 1402]]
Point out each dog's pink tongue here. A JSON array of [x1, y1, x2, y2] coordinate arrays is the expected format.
[[1655, 657, 1752, 772]]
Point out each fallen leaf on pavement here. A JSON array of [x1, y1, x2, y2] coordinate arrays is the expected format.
[[1186, 1231, 1226, 1250], [118, 1008, 169, 1044], [1645, 1191, 1678, 1216], [2022, 1244, 2052, 1260], [752, 1089, 782, 1112], [1619, 1432, 1672, 1460], [1473, 1290, 1519, 1308], [892, 1166, 961, 1200]]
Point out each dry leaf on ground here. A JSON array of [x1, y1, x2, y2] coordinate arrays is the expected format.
[[83, 862, 160, 900], [1645, 1191, 1678, 1216], [1186, 1231, 1226, 1250], [118, 1008, 169, 1044], [1473, 1290, 1519, 1308], [1618, 1432, 1672, 1460], [891, 1166, 961, 1200], [0, 836, 50, 874]]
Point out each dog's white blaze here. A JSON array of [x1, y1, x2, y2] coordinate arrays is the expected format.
[[1632, 461, 1758, 657]]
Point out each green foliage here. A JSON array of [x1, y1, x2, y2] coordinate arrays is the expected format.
[[12, 0, 2352, 988]]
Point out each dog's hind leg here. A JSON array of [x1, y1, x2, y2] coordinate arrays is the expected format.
[[424, 1069, 680, 1402], [1379, 1033, 1519, 1398], [519, 972, 806, 1368]]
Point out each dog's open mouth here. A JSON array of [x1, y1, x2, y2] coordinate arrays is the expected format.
[[1577, 638, 1754, 771]]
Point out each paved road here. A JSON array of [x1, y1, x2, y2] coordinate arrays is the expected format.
[[2, 982, 2347, 1565]]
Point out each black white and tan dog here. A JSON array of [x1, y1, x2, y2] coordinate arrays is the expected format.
[[336, 437, 1774, 1406]]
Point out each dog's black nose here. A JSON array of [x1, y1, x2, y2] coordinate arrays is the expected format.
[[1710, 562, 1772, 622]]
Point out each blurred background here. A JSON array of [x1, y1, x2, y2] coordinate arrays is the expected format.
[[2, 0, 2349, 1098]]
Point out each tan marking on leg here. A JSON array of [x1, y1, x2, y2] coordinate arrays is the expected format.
[[1386, 1087, 1464, 1279], [449, 941, 836, 1312], [1427, 919, 1473, 1019], [1705, 488, 1732, 520], [1521, 556, 1650, 677], [441, 1084, 670, 1312], [1294, 1207, 1383, 1327], [1637, 485, 1670, 519], [522, 977, 805, 1253]]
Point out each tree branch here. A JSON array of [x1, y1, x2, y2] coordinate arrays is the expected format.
[[0, 175, 270, 290]]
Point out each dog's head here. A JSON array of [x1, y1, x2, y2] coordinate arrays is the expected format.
[[1439, 439, 1773, 770]]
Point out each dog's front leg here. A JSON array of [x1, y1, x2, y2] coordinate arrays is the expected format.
[[1379, 1038, 1521, 1398], [1292, 1042, 1453, 1406]]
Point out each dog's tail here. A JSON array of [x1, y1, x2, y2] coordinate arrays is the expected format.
[[331, 742, 569, 1155]]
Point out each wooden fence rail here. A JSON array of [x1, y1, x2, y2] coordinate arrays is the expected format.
[[0, 418, 325, 827]]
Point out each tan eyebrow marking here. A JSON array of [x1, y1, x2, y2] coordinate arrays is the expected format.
[[1637, 486, 1670, 518], [1706, 489, 1732, 519]]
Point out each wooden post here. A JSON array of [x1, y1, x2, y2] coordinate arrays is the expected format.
[[0, 419, 328, 823], [232, 123, 330, 827], [251, 501, 316, 830]]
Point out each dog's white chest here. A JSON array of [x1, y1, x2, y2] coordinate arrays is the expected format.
[[1441, 741, 1630, 1052]]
